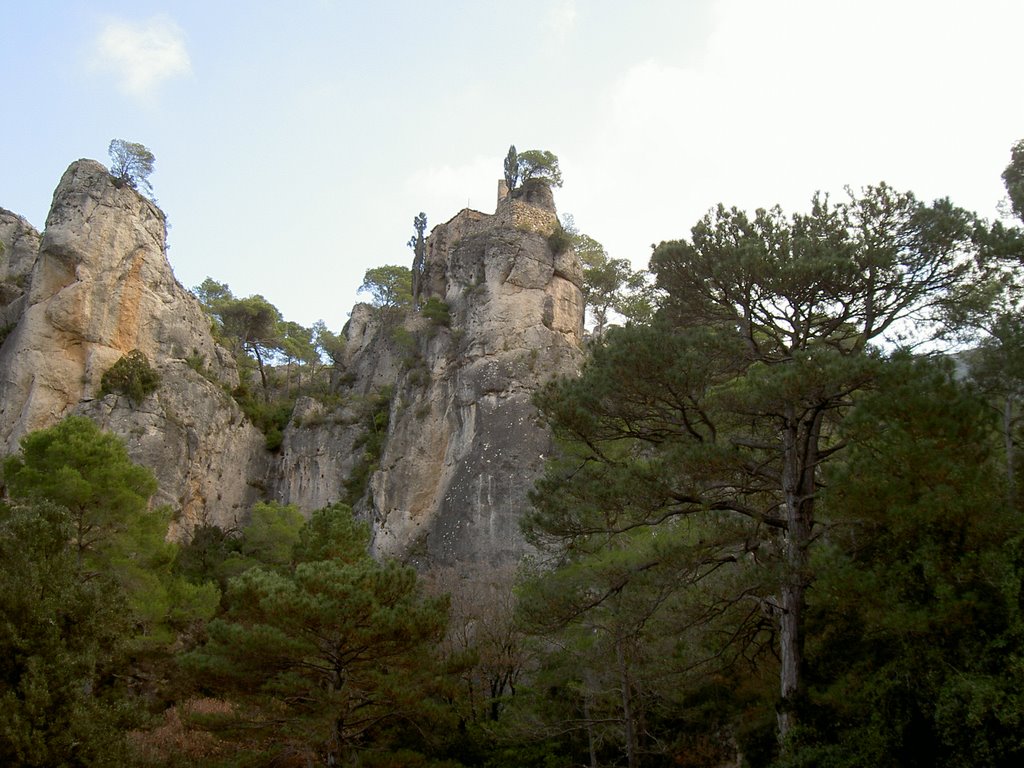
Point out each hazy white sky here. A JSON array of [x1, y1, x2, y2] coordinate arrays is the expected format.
[[2, 1, 1022, 330]]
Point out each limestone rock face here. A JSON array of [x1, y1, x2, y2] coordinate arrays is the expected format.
[[305, 183, 585, 566], [2, 159, 583, 565], [0, 208, 41, 328], [274, 396, 368, 512], [77, 366, 270, 535], [0, 160, 267, 530]]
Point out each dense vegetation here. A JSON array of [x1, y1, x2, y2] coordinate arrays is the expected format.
[[191, 277, 348, 449], [2, 142, 1024, 766]]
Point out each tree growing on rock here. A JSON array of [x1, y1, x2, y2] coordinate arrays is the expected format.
[[218, 294, 284, 394], [409, 212, 428, 307], [562, 216, 652, 335], [504, 145, 519, 193], [313, 320, 346, 368], [359, 265, 413, 309], [99, 349, 161, 406], [107, 139, 155, 197], [503, 146, 563, 192], [517, 149, 563, 188]]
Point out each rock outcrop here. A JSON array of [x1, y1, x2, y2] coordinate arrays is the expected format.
[[2, 162, 583, 565], [274, 179, 585, 566], [0, 208, 41, 329], [0, 160, 268, 531]]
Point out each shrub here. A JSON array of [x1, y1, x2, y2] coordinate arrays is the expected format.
[[421, 297, 451, 327], [100, 349, 160, 405], [231, 390, 295, 452], [343, 386, 393, 505], [547, 226, 573, 254], [184, 349, 206, 372], [390, 325, 416, 353]]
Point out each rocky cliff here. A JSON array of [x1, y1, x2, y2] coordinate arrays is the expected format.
[[275, 180, 584, 565], [0, 163, 584, 565], [0, 161, 268, 533], [0, 208, 40, 329]]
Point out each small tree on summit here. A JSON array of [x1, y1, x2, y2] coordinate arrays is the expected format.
[[409, 212, 428, 307], [503, 146, 563, 192], [517, 149, 563, 188], [504, 145, 519, 192], [108, 139, 155, 197], [359, 265, 413, 309]]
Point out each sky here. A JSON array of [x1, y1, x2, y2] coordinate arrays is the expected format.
[[2, 0, 1023, 331]]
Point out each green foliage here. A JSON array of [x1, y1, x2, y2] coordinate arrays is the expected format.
[[546, 225, 573, 254], [175, 506, 307, 597], [1002, 137, 1024, 222], [100, 348, 161, 405], [530, 182, 986, 751], [240, 501, 304, 571], [0, 501, 136, 766], [516, 149, 563, 188], [280, 320, 316, 366], [503, 145, 519, 192], [421, 296, 451, 327], [184, 348, 206, 373], [778, 355, 1024, 767], [193, 277, 326, 399], [1, 416, 216, 649], [344, 386, 393, 505], [175, 523, 242, 590], [560, 218, 652, 333], [410, 212, 429, 307], [193, 277, 345, 439], [218, 294, 283, 346], [313, 319, 346, 367], [192, 277, 232, 320], [108, 138, 156, 197], [231, 386, 294, 450], [3, 416, 158, 571], [219, 293, 284, 390], [360, 264, 414, 309], [183, 504, 448, 764], [391, 324, 417, 354]]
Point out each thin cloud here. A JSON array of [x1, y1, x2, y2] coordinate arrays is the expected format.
[[545, 0, 577, 45], [93, 15, 191, 97]]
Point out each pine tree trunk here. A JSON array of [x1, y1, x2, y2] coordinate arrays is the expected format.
[[1005, 394, 1016, 508], [616, 634, 639, 768], [777, 414, 817, 746], [777, 577, 805, 742], [582, 673, 599, 768]]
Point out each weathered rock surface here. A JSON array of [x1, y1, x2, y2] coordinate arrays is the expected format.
[[274, 179, 585, 566], [273, 396, 368, 512], [0, 208, 41, 328], [2, 161, 583, 565], [0, 160, 268, 531]]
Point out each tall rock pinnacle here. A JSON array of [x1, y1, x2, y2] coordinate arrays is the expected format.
[[0, 160, 268, 531]]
